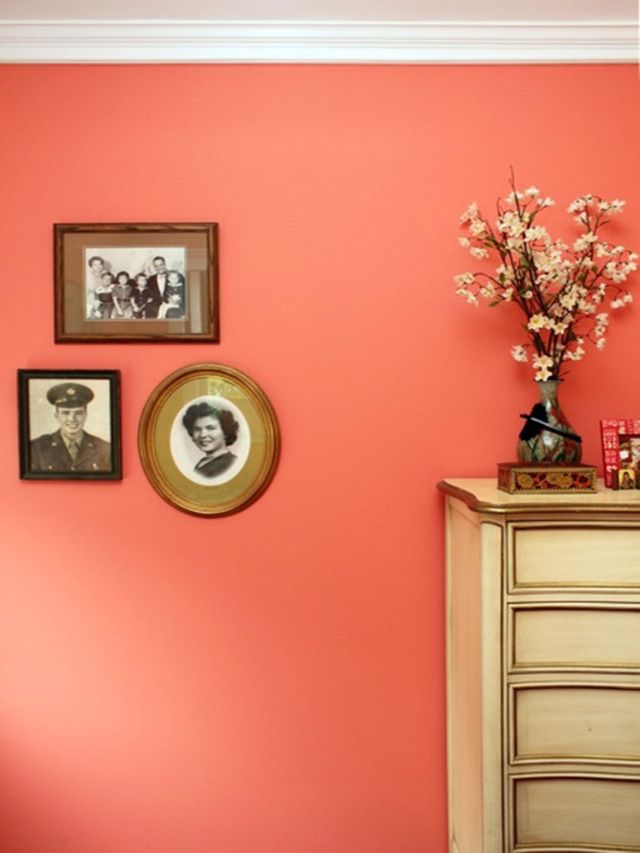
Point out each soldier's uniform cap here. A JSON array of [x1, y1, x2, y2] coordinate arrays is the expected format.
[[47, 382, 94, 408]]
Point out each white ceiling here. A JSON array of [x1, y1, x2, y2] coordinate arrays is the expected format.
[[0, 0, 636, 63], [0, 0, 635, 22]]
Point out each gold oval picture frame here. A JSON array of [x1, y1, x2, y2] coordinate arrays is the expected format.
[[138, 363, 280, 516]]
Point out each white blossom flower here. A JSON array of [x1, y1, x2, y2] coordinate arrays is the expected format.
[[579, 256, 596, 270], [595, 313, 609, 337], [596, 338, 606, 349], [563, 337, 585, 361], [527, 314, 550, 332], [480, 284, 497, 299], [533, 354, 554, 380], [496, 264, 515, 282], [469, 219, 487, 237], [524, 226, 550, 243], [568, 198, 587, 213], [573, 232, 598, 252], [454, 272, 475, 287], [604, 261, 629, 283], [607, 199, 625, 214], [458, 236, 471, 248], [524, 186, 540, 196], [497, 211, 526, 236], [611, 293, 633, 309], [470, 246, 489, 259], [460, 202, 479, 224], [565, 345, 585, 361], [456, 287, 479, 306], [511, 345, 528, 362]]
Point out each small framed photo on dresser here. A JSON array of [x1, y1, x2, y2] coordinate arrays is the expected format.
[[18, 369, 122, 480], [600, 418, 640, 488], [54, 222, 218, 342]]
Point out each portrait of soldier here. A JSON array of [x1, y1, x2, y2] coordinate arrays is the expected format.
[[29, 382, 112, 473]]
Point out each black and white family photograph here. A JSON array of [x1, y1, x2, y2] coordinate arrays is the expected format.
[[55, 223, 218, 342], [85, 247, 187, 321], [170, 396, 251, 486], [18, 370, 122, 480]]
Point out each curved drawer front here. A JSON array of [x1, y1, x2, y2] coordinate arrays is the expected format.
[[511, 684, 640, 763], [513, 775, 640, 850], [512, 606, 640, 670], [511, 526, 640, 590]]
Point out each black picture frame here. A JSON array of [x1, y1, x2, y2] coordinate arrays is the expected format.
[[18, 369, 122, 480]]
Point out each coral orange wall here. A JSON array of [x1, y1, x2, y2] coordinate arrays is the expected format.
[[1, 64, 640, 853]]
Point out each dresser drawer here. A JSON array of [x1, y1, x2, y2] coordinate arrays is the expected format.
[[512, 775, 640, 850], [510, 605, 640, 671], [510, 684, 640, 764], [510, 525, 640, 590]]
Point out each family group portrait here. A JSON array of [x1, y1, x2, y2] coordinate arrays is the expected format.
[[85, 246, 187, 321]]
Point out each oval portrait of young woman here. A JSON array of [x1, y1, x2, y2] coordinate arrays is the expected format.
[[138, 363, 279, 516]]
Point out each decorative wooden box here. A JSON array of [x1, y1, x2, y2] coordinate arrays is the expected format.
[[497, 462, 597, 494]]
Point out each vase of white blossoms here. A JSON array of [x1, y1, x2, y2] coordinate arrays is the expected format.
[[455, 178, 638, 462]]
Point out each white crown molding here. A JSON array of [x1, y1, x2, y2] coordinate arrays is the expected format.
[[0, 19, 636, 64]]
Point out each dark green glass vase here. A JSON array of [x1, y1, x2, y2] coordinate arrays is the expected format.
[[517, 379, 582, 464]]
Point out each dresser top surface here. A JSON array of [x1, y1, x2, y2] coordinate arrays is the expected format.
[[438, 478, 640, 515]]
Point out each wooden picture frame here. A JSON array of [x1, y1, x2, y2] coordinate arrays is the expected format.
[[54, 223, 218, 342], [18, 369, 122, 480], [138, 363, 280, 516], [600, 418, 640, 488]]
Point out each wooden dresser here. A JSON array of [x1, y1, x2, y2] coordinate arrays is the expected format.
[[438, 478, 640, 853]]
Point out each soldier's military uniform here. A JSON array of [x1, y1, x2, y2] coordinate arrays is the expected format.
[[29, 382, 112, 473], [30, 429, 111, 472]]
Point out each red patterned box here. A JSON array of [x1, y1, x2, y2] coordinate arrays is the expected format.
[[497, 462, 597, 494]]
